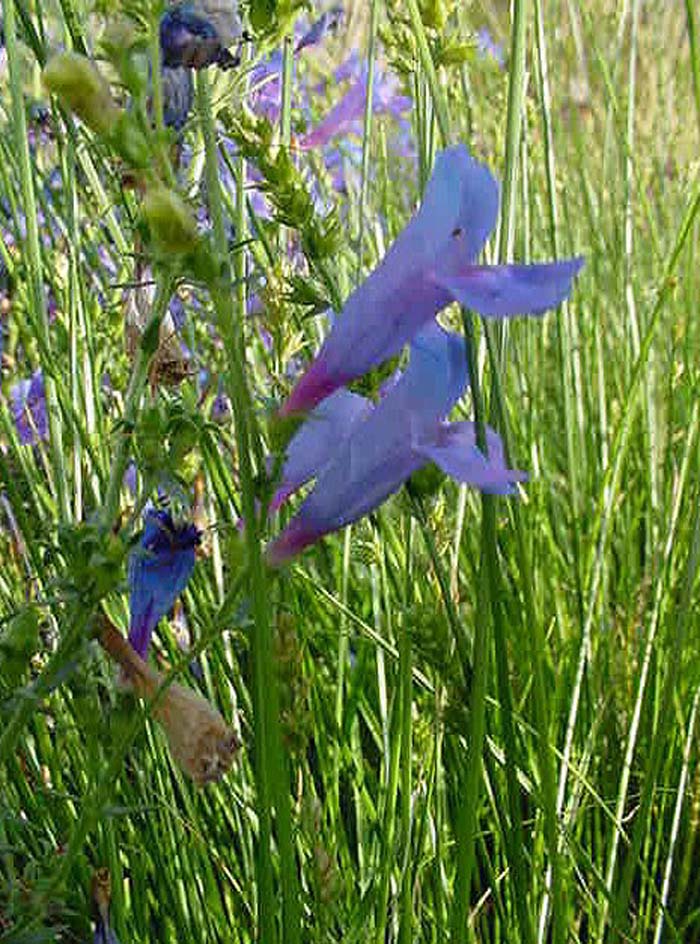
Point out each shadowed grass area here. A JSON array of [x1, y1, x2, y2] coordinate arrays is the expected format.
[[1, 1, 699, 942]]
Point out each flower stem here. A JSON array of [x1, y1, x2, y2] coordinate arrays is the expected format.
[[4, 0, 69, 522], [196, 71, 300, 944]]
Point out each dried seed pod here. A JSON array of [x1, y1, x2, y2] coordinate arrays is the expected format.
[[123, 272, 190, 388], [100, 620, 239, 786]]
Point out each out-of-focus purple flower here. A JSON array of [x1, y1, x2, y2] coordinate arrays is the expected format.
[[247, 7, 344, 124], [160, 1, 242, 70], [128, 508, 200, 658], [295, 5, 343, 53], [10, 369, 48, 445], [210, 387, 232, 423], [281, 144, 584, 416], [248, 50, 284, 122], [268, 323, 525, 564], [331, 51, 361, 85], [301, 64, 410, 150], [94, 918, 121, 944], [162, 65, 194, 130], [476, 28, 505, 68], [123, 461, 138, 497]]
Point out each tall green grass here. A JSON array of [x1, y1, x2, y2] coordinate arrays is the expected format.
[[1, 0, 700, 941]]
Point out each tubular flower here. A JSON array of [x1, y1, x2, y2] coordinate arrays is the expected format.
[[128, 508, 200, 658], [160, 1, 242, 70], [280, 144, 583, 416], [267, 323, 525, 565], [101, 621, 238, 785]]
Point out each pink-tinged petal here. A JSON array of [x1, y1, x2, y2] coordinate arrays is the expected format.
[[279, 354, 352, 417], [269, 327, 468, 561], [280, 145, 499, 415], [273, 388, 370, 507], [434, 257, 584, 318], [416, 422, 528, 494], [266, 517, 325, 566], [301, 77, 366, 149]]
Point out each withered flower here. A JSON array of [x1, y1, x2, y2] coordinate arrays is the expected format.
[[100, 620, 239, 786]]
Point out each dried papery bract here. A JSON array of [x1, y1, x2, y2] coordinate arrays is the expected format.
[[123, 270, 190, 388], [100, 620, 239, 786]]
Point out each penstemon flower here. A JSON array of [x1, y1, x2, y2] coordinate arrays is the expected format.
[[280, 144, 583, 417], [267, 323, 525, 564], [128, 508, 200, 658], [160, 1, 243, 70], [9, 369, 48, 446]]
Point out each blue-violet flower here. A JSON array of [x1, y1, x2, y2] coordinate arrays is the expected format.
[[280, 143, 583, 416], [268, 323, 525, 564], [128, 508, 200, 658]]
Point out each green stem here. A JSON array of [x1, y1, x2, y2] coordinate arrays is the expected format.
[[357, 0, 380, 282], [398, 519, 414, 944], [5, 0, 70, 522], [685, 0, 700, 138], [196, 71, 300, 944], [405, 0, 451, 146], [102, 278, 174, 528]]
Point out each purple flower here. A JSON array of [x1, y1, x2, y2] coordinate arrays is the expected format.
[[248, 50, 284, 122], [295, 5, 343, 53], [161, 65, 194, 130], [160, 2, 242, 70], [94, 918, 121, 944], [128, 508, 201, 658], [476, 28, 505, 68], [210, 387, 232, 423], [280, 144, 584, 416], [123, 461, 138, 497], [10, 369, 48, 445], [301, 64, 410, 150], [268, 323, 525, 564]]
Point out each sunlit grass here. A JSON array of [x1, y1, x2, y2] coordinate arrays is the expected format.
[[1, 1, 699, 942]]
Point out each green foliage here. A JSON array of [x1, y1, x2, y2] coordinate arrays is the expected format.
[[1, 0, 700, 942]]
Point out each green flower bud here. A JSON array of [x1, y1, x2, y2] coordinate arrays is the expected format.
[[112, 112, 150, 169], [42, 52, 119, 136], [142, 187, 199, 254]]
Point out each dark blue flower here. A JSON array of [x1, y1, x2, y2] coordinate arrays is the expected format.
[[160, 2, 242, 70], [295, 5, 343, 53], [161, 65, 194, 130], [128, 508, 200, 658]]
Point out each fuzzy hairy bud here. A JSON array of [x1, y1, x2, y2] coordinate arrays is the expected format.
[[42, 52, 119, 136]]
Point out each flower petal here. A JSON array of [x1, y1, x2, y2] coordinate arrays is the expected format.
[[280, 145, 498, 416], [160, 3, 240, 70], [128, 510, 200, 658], [272, 388, 370, 511], [434, 257, 584, 318], [398, 322, 467, 423], [416, 422, 527, 494], [269, 326, 468, 563]]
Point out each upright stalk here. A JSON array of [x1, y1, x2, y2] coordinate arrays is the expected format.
[[196, 72, 300, 944], [4, 0, 69, 522]]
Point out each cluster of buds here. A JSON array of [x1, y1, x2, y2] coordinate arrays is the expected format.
[[100, 619, 238, 786]]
